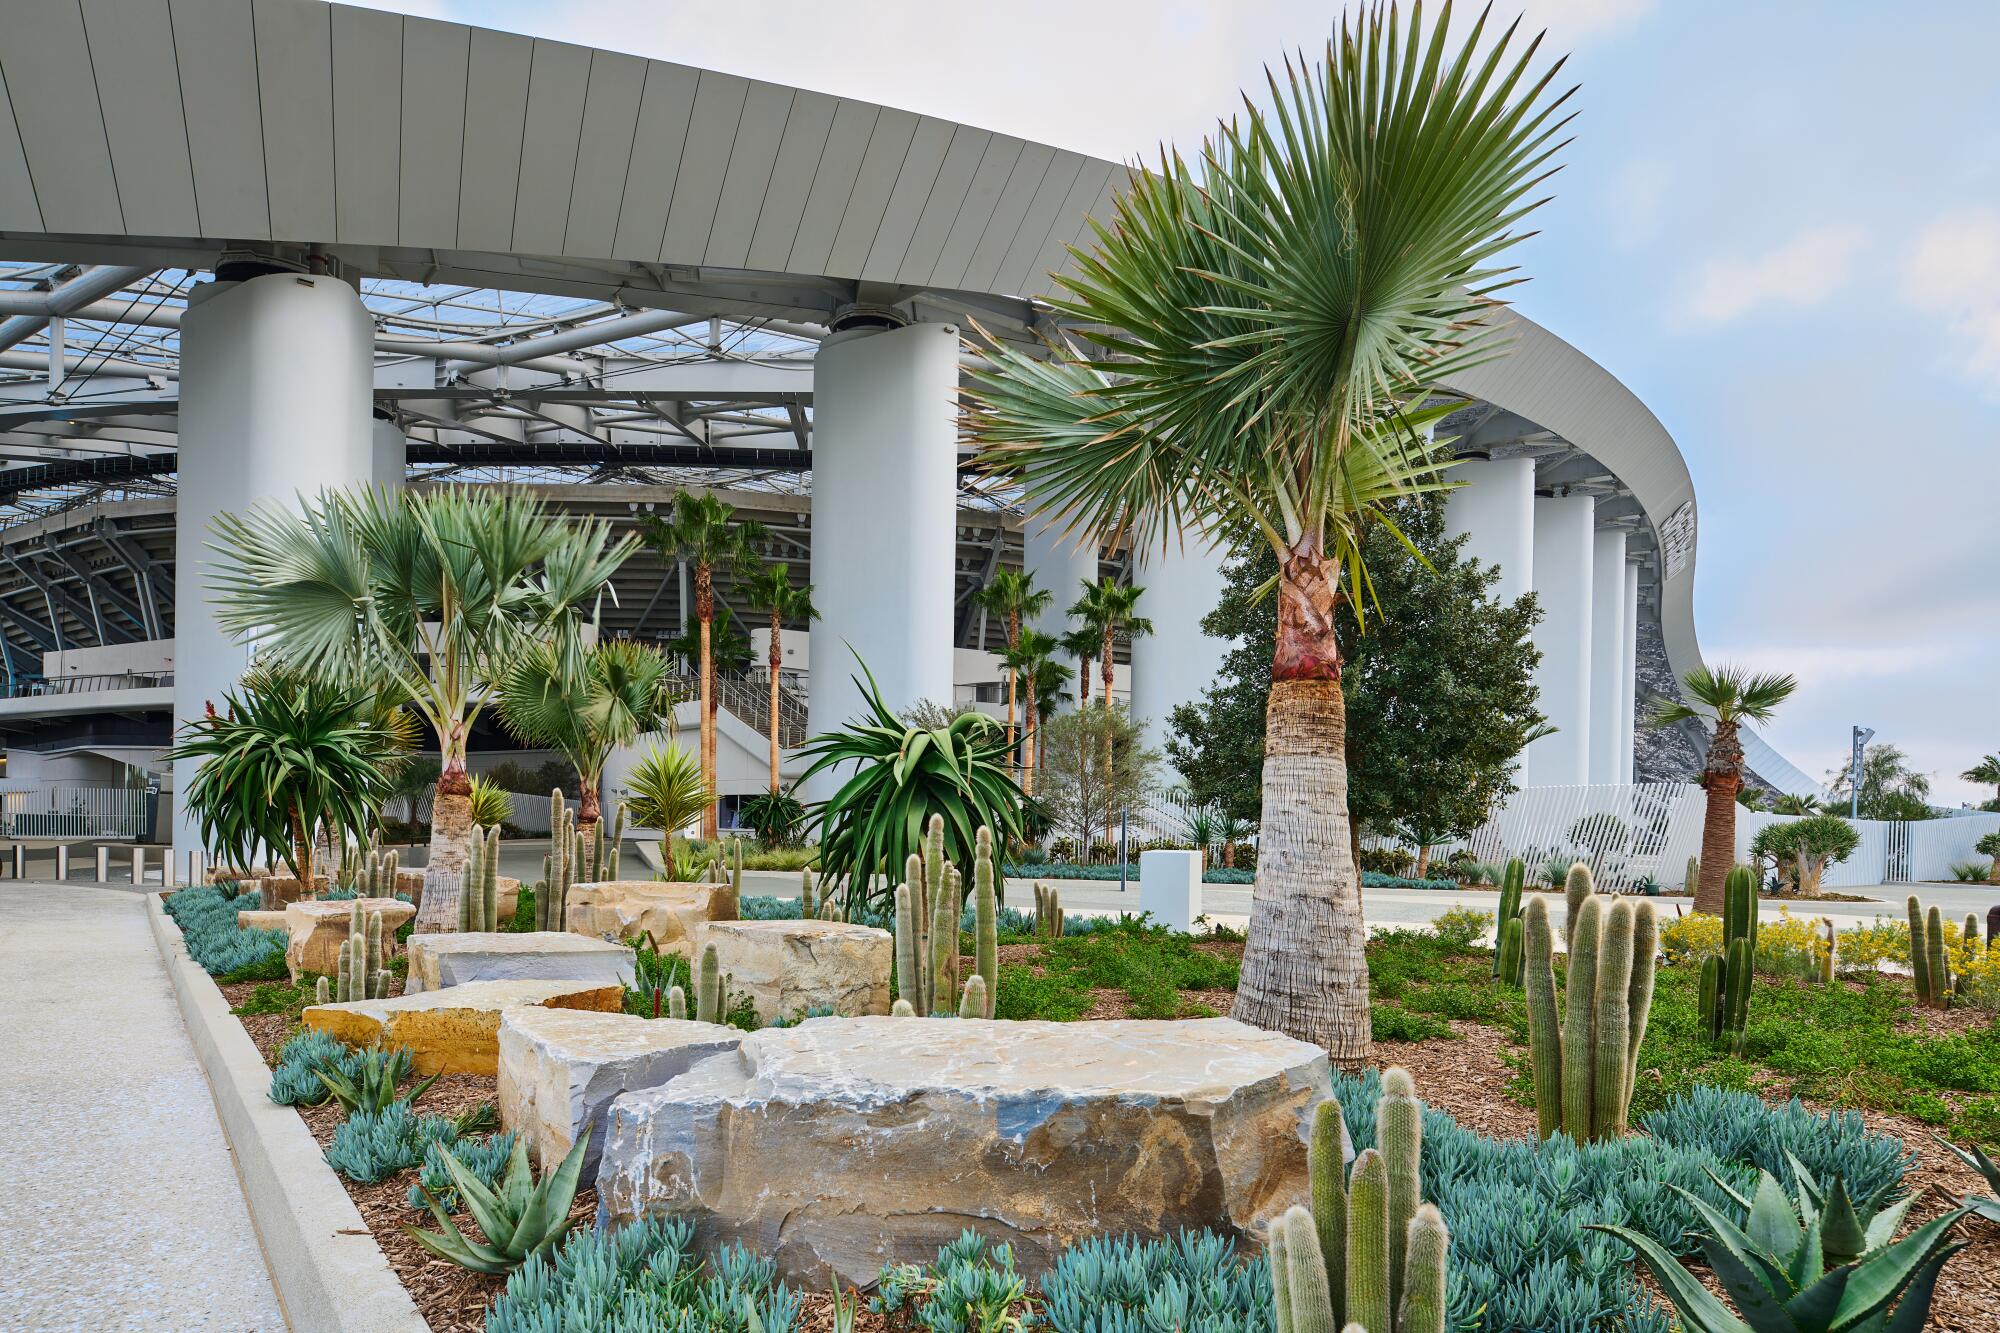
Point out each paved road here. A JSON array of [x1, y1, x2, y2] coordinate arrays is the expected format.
[[0, 882, 285, 1331]]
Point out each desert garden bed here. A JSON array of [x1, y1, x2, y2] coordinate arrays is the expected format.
[[165, 880, 2000, 1333]]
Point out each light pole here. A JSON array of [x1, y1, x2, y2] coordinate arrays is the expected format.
[[1849, 726, 1874, 819]]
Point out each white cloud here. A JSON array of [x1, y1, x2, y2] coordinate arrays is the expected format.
[[1675, 224, 1867, 324], [1900, 207, 2000, 396]]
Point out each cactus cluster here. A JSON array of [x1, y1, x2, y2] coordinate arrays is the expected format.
[[1522, 865, 1657, 1142], [1696, 866, 1757, 1051], [796, 867, 845, 921], [1033, 883, 1065, 939], [692, 941, 729, 1023], [358, 846, 400, 898], [538, 792, 623, 931], [1908, 896, 1969, 1008], [892, 814, 999, 1018], [1268, 1069, 1448, 1333], [459, 825, 502, 932], [707, 837, 743, 922], [318, 900, 391, 1002], [1492, 858, 1526, 986]]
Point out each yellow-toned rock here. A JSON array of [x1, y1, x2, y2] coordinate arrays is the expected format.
[[566, 880, 721, 956], [303, 979, 625, 1075], [283, 898, 415, 979], [234, 908, 290, 933], [598, 1016, 1340, 1283], [696, 920, 891, 1023]]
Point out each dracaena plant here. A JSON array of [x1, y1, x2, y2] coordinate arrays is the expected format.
[[1588, 1177, 1968, 1333], [798, 657, 1030, 916], [962, 1, 1572, 1057]]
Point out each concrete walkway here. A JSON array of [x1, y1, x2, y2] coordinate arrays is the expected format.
[[0, 882, 285, 1331]]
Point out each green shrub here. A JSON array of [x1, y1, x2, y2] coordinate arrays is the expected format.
[[1428, 905, 1492, 949], [992, 966, 1094, 1022], [1372, 1005, 1456, 1042], [485, 1217, 800, 1333], [1038, 1229, 1270, 1333], [162, 883, 289, 979]]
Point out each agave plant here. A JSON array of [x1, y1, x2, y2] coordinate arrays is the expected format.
[[1934, 1134, 2000, 1222], [406, 1127, 591, 1275], [737, 791, 808, 847], [318, 1044, 439, 1116], [1707, 1152, 1914, 1268], [1589, 1181, 1967, 1333], [798, 658, 1030, 914]]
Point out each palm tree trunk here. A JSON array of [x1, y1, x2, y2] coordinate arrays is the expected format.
[[1694, 718, 1744, 915], [1231, 538, 1370, 1063], [428, 720, 475, 879], [1005, 670, 1018, 776], [1101, 628, 1116, 843], [1023, 668, 1038, 797], [768, 611, 783, 795], [697, 566, 718, 841]]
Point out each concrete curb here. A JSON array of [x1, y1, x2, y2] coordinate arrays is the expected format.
[[148, 892, 431, 1333]]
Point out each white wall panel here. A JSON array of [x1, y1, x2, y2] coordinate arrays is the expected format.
[[745, 89, 837, 273], [398, 17, 468, 247], [705, 82, 795, 268], [1, 1, 122, 234], [83, 0, 199, 238], [254, 0, 337, 242], [456, 28, 532, 253], [659, 71, 749, 264], [330, 3, 402, 245], [611, 62, 697, 261]]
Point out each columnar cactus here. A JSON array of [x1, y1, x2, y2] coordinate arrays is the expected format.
[[710, 837, 742, 922], [335, 901, 389, 1001], [315, 975, 330, 1004], [1685, 854, 1701, 895], [1908, 895, 1933, 1004], [1523, 884, 1657, 1142], [458, 825, 500, 932], [1926, 903, 1950, 1008], [360, 846, 398, 898], [1563, 862, 1594, 950], [1034, 882, 1065, 938], [1493, 858, 1525, 986], [1820, 917, 1837, 984], [695, 942, 723, 1024], [888, 815, 1000, 1018], [957, 974, 988, 1019], [928, 862, 963, 1016], [667, 985, 687, 1021], [972, 828, 998, 1018], [800, 867, 816, 919], [1276, 1070, 1447, 1333], [1700, 866, 1757, 1050]]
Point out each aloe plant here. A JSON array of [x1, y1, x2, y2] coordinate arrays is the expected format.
[[318, 1044, 438, 1116], [406, 1127, 591, 1275], [1934, 1133, 2000, 1222], [1707, 1152, 1914, 1268], [1588, 1184, 1968, 1333]]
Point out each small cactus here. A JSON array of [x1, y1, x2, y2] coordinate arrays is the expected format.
[[695, 942, 723, 1024], [458, 825, 500, 932], [538, 791, 576, 932], [957, 974, 988, 1020], [1908, 895, 1932, 1003], [800, 867, 816, 919], [1685, 854, 1701, 895], [315, 975, 330, 1005], [1034, 882, 1065, 938], [1704, 866, 1757, 1049], [1344, 1149, 1391, 1333], [1492, 858, 1525, 985], [667, 985, 687, 1021], [335, 901, 388, 1001], [973, 828, 998, 1018], [891, 998, 916, 1017], [1308, 1100, 1347, 1329], [1819, 918, 1836, 984]]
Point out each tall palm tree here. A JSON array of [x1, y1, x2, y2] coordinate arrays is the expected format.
[[977, 570, 1053, 767], [1069, 578, 1153, 714], [1060, 626, 1099, 707], [1961, 754, 2000, 808], [495, 637, 675, 830], [1028, 644, 1075, 791], [641, 492, 767, 839], [1007, 628, 1064, 795], [209, 485, 633, 878], [1649, 664, 1799, 914], [741, 562, 818, 794], [963, 7, 1572, 1057]]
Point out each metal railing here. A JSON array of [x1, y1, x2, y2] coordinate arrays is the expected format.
[[670, 670, 809, 748], [0, 782, 156, 840], [8, 670, 174, 698]]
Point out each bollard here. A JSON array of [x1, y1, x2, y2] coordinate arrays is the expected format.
[[96, 846, 111, 883], [132, 846, 146, 886], [186, 850, 202, 886], [56, 844, 70, 881]]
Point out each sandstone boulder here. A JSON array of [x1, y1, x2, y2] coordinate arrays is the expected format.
[[696, 920, 891, 1024], [406, 873, 520, 925], [303, 979, 624, 1075], [405, 931, 635, 995], [498, 1009, 741, 1175], [597, 1016, 1337, 1282], [283, 898, 416, 979], [255, 876, 321, 910], [234, 908, 290, 933], [566, 880, 721, 955]]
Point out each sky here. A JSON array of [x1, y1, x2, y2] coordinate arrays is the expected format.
[[383, 0, 2000, 805]]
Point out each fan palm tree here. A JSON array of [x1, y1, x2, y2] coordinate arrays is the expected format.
[[1060, 626, 1099, 707], [1649, 664, 1799, 914], [963, 6, 1573, 1057], [977, 570, 1053, 767], [640, 491, 768, 839], [495, 637, 675, 830], [209, 485, 633, 878], [1008, 628, 1064, 795], [1961, 754, 2000, 808], [741, 563, 817, 795], [1772, 792, 1824, 816]]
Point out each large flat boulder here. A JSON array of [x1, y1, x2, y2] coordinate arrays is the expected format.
[[303, 979, 624, 1075], [405, 931, 635, 995], [498, 1009, 741, 1176], [596, 1016, 1335, 1282], [697, 920, 891, 1024], [284, 898, 416, 979], [566, 880, 721, 956], [234, 908, 289, 933]]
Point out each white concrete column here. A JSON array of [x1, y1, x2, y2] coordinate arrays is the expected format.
[[806, 322, 959, 794], [173, 272, 375, 860], [1620, 561, 1640, 783], [1587, 529, 1627, 784], [371, 417, 407, 492], [1443, 457, 1535, 604], [1129, 528, 1232, 761], [1022, 505, 1098, 712], [1524, 495, 1595, 785]]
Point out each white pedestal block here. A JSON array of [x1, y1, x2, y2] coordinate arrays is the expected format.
[[1139, 850, 1204, 934]]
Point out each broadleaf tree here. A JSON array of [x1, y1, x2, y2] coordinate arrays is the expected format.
[[965, 8, 1574, 1057]]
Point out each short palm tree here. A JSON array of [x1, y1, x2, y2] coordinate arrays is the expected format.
[[741, 563, 817, 795], [1060, 625, 1099, 707], [167, 666, 406, 889], [495, 637, 675, 830], [641, 491, 767, 839], [1650, 664, 1799, 914], [1961, 754, 2000, 808], [1008, 628, 1064, 794], [209, 485, 632, 878], [963, 8, 1573, 1056], [978, 570, 1053, 766]]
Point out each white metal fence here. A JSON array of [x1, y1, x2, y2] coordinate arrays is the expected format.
[[0, 783, 155, 840]]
